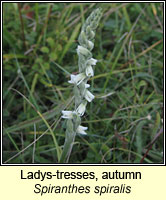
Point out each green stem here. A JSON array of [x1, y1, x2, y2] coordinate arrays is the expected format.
[[60, 132, 76, 163]]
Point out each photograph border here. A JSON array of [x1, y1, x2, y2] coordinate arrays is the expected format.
[[1, 0, 165, 166]]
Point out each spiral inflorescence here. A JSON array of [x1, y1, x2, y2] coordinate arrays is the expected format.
[[61, 8, 102, 162]]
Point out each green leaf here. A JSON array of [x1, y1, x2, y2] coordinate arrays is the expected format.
[[135, 120, 147, 155], [40, 46, 49, 53]]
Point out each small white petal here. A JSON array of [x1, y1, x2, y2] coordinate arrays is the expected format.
[[147, 114, 151, 120], [85, 83, 90, 88], [76, 102, 86, 116], [61, 110, 74, 119], [77, 125, 88, 135], [86, 58, 98, 66], [86, 65, 94, 77], [75, 73, 86, 85], [68, 80, 73, 84], [62, 110, 77, 119], [68, 73, 86, 85], [68, 74, 76, 84], [85, 90, 95, 102]]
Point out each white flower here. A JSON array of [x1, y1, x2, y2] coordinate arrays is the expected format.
[[85, 58, 97, 77], [88, 41, 94, 50], [76, 102, 87, 116], [61, 110, 75, 119], [85, 83, 90, 88], [77, 125, 88, 135], [77, 45, 90, 57], [68, 73, 86, 85], [68, 74, 75, 84], [85, 90, 95, 102], [86, 65, 94, 77], [147, 114, 151, 120], [86, 58, 98, 66]]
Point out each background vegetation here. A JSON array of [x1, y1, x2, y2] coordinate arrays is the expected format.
[[3, 2, 164, 164]]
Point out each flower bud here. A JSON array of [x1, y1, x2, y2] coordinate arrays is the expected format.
[[76, 101, 87, 116], [84, 90, 95, 102], [86, 65, 94, 77], [77, 45, 92, 58]]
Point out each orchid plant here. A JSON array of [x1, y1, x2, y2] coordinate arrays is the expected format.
[[60, 8, 102, 163]]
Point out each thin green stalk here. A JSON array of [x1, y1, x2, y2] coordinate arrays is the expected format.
[[15, 56, 40, 111], [10, 88, 62, 162], [103, 5, 147, 91]]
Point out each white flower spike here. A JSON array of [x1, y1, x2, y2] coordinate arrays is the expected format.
[[77, 125, 88, 135], [61, 8, 102, 162]]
